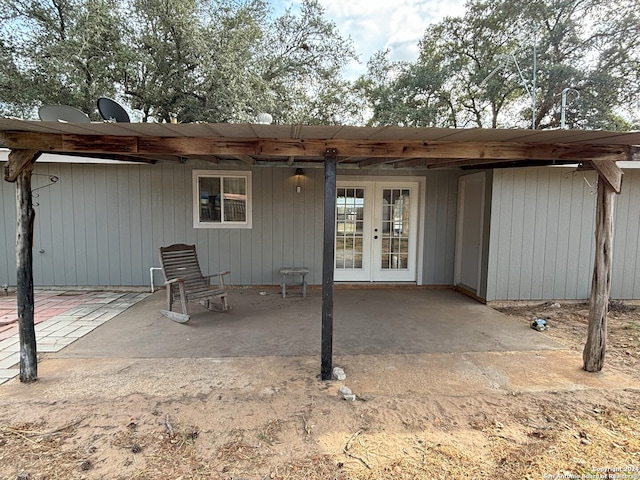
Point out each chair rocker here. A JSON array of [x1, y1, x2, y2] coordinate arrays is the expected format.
[[159, 243, 230, 323]]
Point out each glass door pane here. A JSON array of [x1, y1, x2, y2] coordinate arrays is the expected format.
[[336, 187, 365, 269], [380, 188, 411, 270]]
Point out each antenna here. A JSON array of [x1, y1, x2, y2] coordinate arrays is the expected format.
[[560, 87, 580, 129], [481, 29, 539, 129]]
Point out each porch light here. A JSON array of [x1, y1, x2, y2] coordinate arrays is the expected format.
[[295, 168, 304, 193]]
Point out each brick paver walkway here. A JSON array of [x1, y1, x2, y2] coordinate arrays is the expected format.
[[0, 290, 149, 384]]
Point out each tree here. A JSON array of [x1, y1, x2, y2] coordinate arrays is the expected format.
[[0, 0, 359, 124], [359, 0, 639, 130], [359, 0, 533, 128], [354, 50, 455, 127], [592, 0, 640, 128], [0, 0, 130, 119], [255, 0, 358, 124], [123, 0, 216, 122]]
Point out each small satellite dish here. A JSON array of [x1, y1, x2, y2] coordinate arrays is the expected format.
[[256, 113, 273, 124], [97, 97, 130, 123], [38, 105, 90, 123]]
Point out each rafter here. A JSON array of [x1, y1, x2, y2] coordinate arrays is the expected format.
[[426, 158, 531, 169], [231, 155, 255, 165], [359, 157, 400, 168]]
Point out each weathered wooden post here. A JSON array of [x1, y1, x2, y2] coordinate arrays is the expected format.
[[321, 148, 337, 380], [4, 149, 40, 382], [583, 161, 622, 372]]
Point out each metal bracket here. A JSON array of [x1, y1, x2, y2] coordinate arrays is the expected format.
[[325, 148, 338, 159]]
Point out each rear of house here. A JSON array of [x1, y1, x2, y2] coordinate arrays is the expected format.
[[1, 153, 639, 301]]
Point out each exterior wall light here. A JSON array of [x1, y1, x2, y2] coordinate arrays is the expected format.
[[295, 168, 304, 193]]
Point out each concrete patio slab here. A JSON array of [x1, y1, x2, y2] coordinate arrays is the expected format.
[[54, 287, 562, 359], [3, 287, 638, 395]]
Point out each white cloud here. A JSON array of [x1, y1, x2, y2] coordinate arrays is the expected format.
[[319, 0, 466, 75], [269, 0, 466, 77]]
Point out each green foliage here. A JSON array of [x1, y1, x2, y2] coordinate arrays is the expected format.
[[0, 0, 129, 119], [0, 0, 358, 124], [359, 0, 639, 130], [1, 0, 638, 129]]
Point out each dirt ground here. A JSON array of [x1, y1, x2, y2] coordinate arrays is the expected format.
[[1, 299, 640, 480]]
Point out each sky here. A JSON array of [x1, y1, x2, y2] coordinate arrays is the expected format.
[[270, 0, 467, 78]]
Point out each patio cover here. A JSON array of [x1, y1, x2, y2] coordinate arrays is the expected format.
[[1, 118, 639, 170], [1, 117, 640, 382]]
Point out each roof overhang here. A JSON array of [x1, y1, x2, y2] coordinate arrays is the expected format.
[[1, 118, 639, 172]]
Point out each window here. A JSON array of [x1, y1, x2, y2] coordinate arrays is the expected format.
[[193, 170, 252, 228]]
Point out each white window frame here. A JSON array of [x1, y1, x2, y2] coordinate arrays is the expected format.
[[193, 170, 253, 229]]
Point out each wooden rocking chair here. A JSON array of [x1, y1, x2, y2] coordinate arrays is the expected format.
[[159, 243, 230, 323]]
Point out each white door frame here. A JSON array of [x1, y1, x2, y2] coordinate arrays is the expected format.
[[335, 176, 425, 283]]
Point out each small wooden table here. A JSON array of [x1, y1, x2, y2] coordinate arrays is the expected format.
[[279, 267, 309, 298]]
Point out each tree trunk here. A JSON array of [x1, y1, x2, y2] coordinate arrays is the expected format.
[[583, 178, 615, 372], [16, 165, 38, 382]]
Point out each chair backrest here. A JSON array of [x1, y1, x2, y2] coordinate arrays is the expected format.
[[38, 105, 90, 123], [97, 97, 130, 122], [159, 244, 207, 290]]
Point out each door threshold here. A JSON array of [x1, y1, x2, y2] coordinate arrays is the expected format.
[[455, 284, 486, 304], [334, 282, 420, 289]]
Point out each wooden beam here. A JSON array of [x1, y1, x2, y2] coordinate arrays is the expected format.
[[358, 157, 400, 168], [426, 158, 498, 169], [589, 160, 623, 193], [66, 152, 158, 164], [321, 148, 337, 381], [186, 155, 220, 164], [232, 155, 255, 165], [393, 158, 427, 168], [3, 132, 633, 163], [583, 178, 615, 372], [4, 149, 41, 182], [15, 162, 38, 382], [394, 158, 494, 168], [338, 156, 361, 164]]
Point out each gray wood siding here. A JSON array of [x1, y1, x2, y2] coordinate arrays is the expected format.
[[486, 167, 640, 301], [0, 171, 15, 286], [611, 169, 640, 299], [422, 170, 461, 285], [486, 167, 597, 300], [4, 161, 638, 300], [0, 163, 460, 288]]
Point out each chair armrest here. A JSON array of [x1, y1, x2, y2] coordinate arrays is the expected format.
[[164, 278, 183, 285], [203, 271, 230, 280], [204, 271, 230, 288], [206, 271, 231, 277]]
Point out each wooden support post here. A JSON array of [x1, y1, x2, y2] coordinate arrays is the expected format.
[[321, 149, 337, 380], [583, 177, 615, 372], [14, 156, 38, 382]]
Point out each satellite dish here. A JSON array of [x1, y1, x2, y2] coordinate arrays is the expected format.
[[256, 113, 273, 124], [38, 105, 90, 123], [97, 97, 130, 123]]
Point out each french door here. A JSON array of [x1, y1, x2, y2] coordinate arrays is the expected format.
[[334, 180, 419, 282]]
